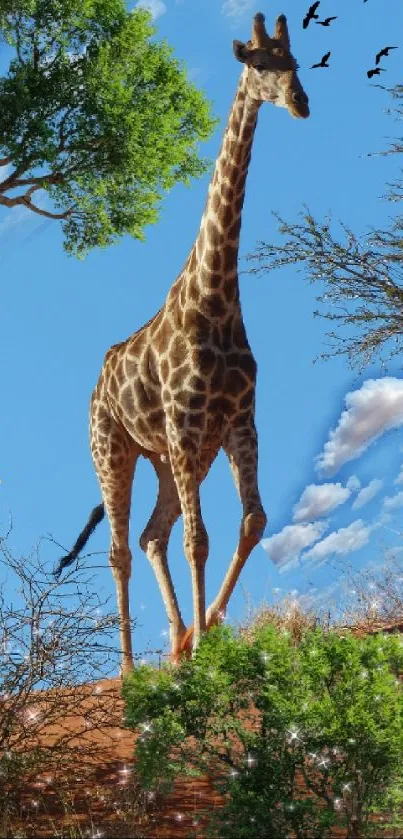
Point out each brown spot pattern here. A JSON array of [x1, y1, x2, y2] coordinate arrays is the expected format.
[[88, 66, 277, 664]]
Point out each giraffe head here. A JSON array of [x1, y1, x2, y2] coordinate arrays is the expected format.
[[233, 12, 309, 119]]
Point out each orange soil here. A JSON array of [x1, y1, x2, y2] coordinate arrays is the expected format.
[[4, 617, 403, 838], [3, 677, 223, 838]]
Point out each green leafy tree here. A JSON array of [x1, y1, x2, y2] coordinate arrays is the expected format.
[[0, 0, 216, 256], [123, 623, 403, 839], [247, 86, 403, 370]]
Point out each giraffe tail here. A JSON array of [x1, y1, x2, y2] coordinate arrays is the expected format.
[[54, 503, 105, 578]]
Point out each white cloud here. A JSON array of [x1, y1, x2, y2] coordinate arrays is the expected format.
[[297, 580, 341, 612], [352, 478, 383, 510], [316, 378, 403, 475], [303, 520, 372, 565], [384, 546, 403, 561], [277, 556, 300, 574], [292, 482, 351, 522], [222, 0, 254, 18], [136, 0, 167, 19], [395, 466, 403, 485], [377, 510, 392, 527], [346, 475, 361, 492], [383, 490, 403, 511], [261, 520, 328, 570]]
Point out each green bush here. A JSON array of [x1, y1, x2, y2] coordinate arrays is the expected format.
[[123, 623, 403, 838]]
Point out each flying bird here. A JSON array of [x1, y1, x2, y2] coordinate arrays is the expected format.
[[311, 51, 331, 69], [375, 46, 398, 65], [316, 16, 337, 27], [303, 2, 320, 29], [367, 67, 385, 78]]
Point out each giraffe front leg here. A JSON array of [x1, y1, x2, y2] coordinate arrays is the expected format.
[[208, 418, 267, 622], [168, 434, 208, 651], [180, 418, 266, 657], [139, 454, 186, 660]]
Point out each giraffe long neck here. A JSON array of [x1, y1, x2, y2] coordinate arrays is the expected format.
[[186, 71, 260, 305]]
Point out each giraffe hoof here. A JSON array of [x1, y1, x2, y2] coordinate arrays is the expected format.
[[178, 625, 194, 658], [168, 627, 194, 663], [120, 662, 135, 678], [177, 612, 225, 657], [169, 650, 186, 666]]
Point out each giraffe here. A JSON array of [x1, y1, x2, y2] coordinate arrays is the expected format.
[[55, 10, 309, 675]]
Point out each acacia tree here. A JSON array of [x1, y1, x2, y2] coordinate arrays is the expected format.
[[247, 86, 403, 370], [0, 0, 216, 256]]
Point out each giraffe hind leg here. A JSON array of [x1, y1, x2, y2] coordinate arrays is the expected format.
[[90, 407, 139, 676]]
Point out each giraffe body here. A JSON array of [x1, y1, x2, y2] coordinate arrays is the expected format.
[[61, 11, 309, 674], [93, 261, 256, 460]]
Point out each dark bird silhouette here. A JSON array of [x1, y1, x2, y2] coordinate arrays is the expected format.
[[311, 51, 331, 69], [375, 46, 398, 65], [316, 16, 337, 27], [367, 67, 385, 78], [303, 2, 320, 29]]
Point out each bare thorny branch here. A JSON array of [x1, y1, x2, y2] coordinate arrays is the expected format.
[[0, 529, 167, 835], [246, 86, 403, 370], [0, 530, 161, 791]]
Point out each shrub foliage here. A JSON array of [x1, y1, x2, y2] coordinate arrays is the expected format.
[[123, 623, 403, 838]]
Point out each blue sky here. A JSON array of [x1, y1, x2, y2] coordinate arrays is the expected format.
[[1, 0, 403, 661]]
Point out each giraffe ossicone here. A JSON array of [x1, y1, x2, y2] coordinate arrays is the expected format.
[[56, 10, 309, 674]]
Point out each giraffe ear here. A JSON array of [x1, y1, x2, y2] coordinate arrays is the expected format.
[[233, 40, 251, 63]]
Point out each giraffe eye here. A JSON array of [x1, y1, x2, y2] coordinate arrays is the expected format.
[[292, 91, 308, 104], [254, 64, 266, 73]]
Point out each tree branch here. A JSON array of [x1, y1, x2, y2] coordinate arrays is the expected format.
[[299, 762, 333, 807], [0, 191, 73, 220], [10, 173, 64, 188], [14, 16, 26, 66], [0, 161, 34, 192], [58, 106, 80, 149]]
